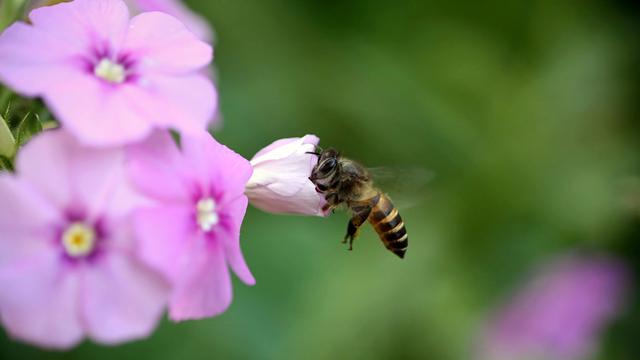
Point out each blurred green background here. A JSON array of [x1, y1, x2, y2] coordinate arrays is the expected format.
[[2, 0, 640, 358]]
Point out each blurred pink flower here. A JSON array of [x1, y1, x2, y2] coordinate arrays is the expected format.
[[127, 131, 254, 321], [125, 0, 213, 42], [0, 130, 169, 349], [245, 135, 326, 216], [0, 0, 216, 146], [480, 254, 629, 360]]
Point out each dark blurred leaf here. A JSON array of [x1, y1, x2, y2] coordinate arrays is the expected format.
[[0, 155, 13, 171]]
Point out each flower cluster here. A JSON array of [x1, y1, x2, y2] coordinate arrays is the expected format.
[[0, 0, 215, 146], [0, 131, 169, 348], [0, 0, 324, 349]]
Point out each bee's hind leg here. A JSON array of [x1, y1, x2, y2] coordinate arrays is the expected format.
[[344, 206, 372, 251]]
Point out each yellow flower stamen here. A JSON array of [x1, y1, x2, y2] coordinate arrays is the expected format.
[[62, 223, 96, 258], [197, 198, 219, 232], [94, 58, 126, 83]]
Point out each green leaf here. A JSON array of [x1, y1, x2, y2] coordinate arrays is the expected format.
[[0, 114, 15, 158], [0, 87, 13, 117], [14, 112, 42, 149], [0, 154, 13, 172], [0, 0, 27, 32], [170, 129, 182, 146]]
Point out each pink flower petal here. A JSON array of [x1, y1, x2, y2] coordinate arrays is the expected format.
[[133, 205, 195, 281], [247, 180, 325, 216], [0, 23, 79, 96], [121, 73, 217, 137], [16, 130, 141, 217], [251, 134, 319, 163], [0, 251, 83, 349], [252, 137, 300, 159], [0, 175, 58, 229], [126, 0, 213, 42], [99, 173, 152, 219], [126, 130, 192, 202], [246, 134, 325, 216], [45, 75, 153, 146], [66, 138, 134, 219], [29, 0, 130, 54], [248, 135, 319, 197], [0, 175, 59, 263], [181, 133, 253, 201], [251, 153, 317, 197], [169, 240, 232, 321], [220, 196, 255, 285], [124, 11, 212, 74], [82, 253, 169, 344], [15, 130, 74, 207]]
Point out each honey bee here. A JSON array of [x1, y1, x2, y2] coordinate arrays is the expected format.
[[308, 148, 408, 258]]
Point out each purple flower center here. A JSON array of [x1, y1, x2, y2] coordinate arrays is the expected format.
[[83, 42, 138, 84]]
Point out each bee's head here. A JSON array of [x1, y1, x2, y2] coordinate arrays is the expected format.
[[309, 148, 340, 188]]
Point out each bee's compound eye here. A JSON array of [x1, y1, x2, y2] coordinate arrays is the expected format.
[[320, 158, 337, 173]]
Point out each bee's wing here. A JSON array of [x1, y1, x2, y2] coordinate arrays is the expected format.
[[367, 166, 435, 209]]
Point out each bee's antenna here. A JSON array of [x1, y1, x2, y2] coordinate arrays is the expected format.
[[306, 145, 323, 156]]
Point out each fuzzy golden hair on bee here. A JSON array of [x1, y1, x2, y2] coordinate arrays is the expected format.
[[309, 148, 408, 258]]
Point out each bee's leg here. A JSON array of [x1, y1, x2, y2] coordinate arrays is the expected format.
[[323, 192, 341, 214], [344, 206, 372, 250]]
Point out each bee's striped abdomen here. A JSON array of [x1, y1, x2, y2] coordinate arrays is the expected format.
[[368, 194, 408, 258]]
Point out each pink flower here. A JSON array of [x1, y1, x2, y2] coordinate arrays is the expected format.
[[245, 135, 326, 216], [0, 130, 169, 349], [0, 0, 216, 146], [480, 254, 629, 360], [124, 0, 213, 42], [127, 131, 254, 321]]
